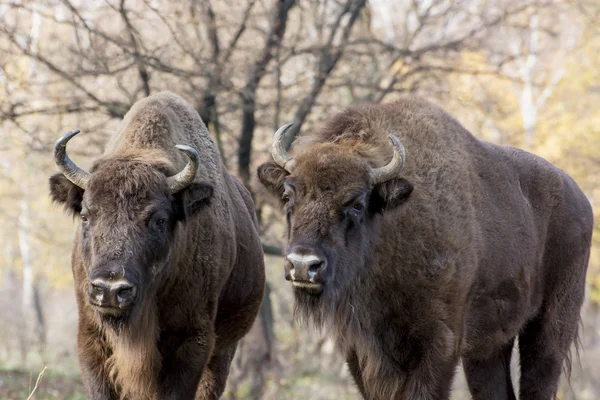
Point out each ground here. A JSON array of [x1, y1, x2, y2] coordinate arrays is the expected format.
[[0, 370, 85, 400]]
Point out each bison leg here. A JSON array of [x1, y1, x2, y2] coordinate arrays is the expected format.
[[195, 343, 237, 399], [395, 322, 460, 400], [463, 337, 517, 400], [398, 356, 458, 400], [77, 324, 119, 400], [356, 331, 459, 399], [346, 349, 368, 398], [518, 310, 580, 400], [157, 327, 215, 400], [79, 362, 119, 400], [518, 239, 588, 400]]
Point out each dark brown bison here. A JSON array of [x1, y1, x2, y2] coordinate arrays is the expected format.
[[257, 98, 593, 400], [49, 92, 265, 400]]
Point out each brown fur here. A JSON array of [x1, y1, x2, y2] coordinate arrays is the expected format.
[[50, 92, 265, 399], [258, 98, 593, 400]]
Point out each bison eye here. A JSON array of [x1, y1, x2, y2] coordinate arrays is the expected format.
[[81, 214, 89, 223], [351, 203, 364, 213], [282, 194, 290, 203], [148, 215, 167, 231]]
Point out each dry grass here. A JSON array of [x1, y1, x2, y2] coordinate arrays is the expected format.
[[26, 365, 47, 400]]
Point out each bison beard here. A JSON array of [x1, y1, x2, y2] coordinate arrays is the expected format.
[[104, 300, 160, 400], [75, 245, 164, 399], [293, 265, 419, 399]]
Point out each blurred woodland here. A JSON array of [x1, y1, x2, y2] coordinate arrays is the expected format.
[[0, 0, 599, 398]]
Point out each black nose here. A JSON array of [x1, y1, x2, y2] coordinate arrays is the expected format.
[[89, 279, 137, 309], [285, 246, 327, 283]]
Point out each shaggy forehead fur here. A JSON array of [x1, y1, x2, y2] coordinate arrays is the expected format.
[[292, 102, 406, 168], [85, 154, 172, 212], [291, 144, 371, 192], [288, 105, 411, 195]]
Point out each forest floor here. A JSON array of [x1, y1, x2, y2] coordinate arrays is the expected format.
[[0, 370, 85, 400]]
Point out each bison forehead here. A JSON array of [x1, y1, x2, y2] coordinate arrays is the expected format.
[[292, 144, 370, 189], [87, 158, 170, 201]]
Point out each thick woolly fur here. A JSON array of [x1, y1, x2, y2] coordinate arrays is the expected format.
[[50, 92, 265, 400], [257, 98, 594, 400]]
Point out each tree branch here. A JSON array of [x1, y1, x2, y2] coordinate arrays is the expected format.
[[262, 243, 283, 256], [283, 0, 367, 147], [222, 0, 257, 64], [0, 26, 128, 118], [237, 0, 296, 185], [119, 0, 151, 97]]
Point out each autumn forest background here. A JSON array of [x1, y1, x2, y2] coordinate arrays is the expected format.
[[0, 0, 599, 398]]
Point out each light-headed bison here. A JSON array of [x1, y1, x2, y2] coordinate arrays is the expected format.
[[258, 98, 593, 400], [50, 91, 265, 399]]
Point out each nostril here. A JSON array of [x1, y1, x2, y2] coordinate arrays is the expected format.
[[89, 280, 110, 306], [116, 285, 136, 305], [307, 261, 326, 281], [308, 261, 324, 273], [90, 286, 103, 303], [90, 280, 109, 296], [117, 286, 132, 298]]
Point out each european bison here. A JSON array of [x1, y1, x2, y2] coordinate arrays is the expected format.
[[49, 92, 265, 399], [257, 98, 593, 400]]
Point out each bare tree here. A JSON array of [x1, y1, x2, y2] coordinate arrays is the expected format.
[[237, 0, 296, 186], [505, 9, 576, 147]]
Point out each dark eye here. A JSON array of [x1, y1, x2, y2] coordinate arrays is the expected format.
[[352, 203, 364, 213], [81, 214, 89, 223], [155, 218, 166, 228], [282, 193, 290, 203]]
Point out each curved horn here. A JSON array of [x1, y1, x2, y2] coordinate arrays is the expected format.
[[370, 135, 406, 185], [271, 122, 295, 172], [167, 145, 200, 194], [53, 129, 90, 189]]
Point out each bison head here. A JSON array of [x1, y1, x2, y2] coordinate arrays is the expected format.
[[258, 124, 413, 301], [49, 130, 213, 321]]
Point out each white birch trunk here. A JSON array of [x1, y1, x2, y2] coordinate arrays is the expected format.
[[16, 4, 43, 364], [18, 195, 36, 364], [511, 13, 568, 148]]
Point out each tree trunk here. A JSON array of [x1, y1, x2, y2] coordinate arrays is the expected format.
[[18, 197, 36, 364]]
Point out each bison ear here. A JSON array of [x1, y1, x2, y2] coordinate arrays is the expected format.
[[371, 178, 413, 213], [176, 182, 214, 220], [49, 173, 84, 216], [257, 162, 288, 199]]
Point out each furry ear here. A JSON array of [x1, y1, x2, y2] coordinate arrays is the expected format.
[[370, 178, 413, 213], [257, 161, 289, 199], [49, 173, 84, 216], [176, 182, 214, 220]]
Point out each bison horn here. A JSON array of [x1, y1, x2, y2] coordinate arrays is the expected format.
[[271, 122, 296, 172], [370, 135, 406, 185], [53, 129, 90, 189], [166, 145, 200, 194]]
